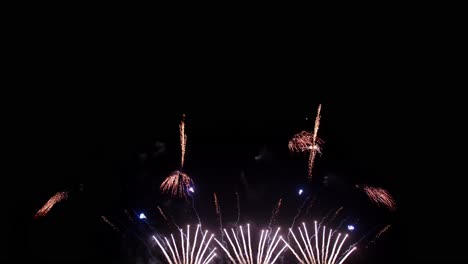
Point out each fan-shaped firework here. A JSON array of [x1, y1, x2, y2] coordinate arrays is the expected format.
[[361, 185, 397, 211], [283, 221, 356, 264], [34, 191, 68, 219], [153, 224, 217, 264], [160, 171, 194, 198], [214, 224, 287, 264]]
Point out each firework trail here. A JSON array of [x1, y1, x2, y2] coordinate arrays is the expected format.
[[308, 104, 322, 180], [213, 193, 224, 242], [160, 171, 194, 198], [101, 216, 120, 232], [367, 224, 392, 247], [360, 185, 397, 211], [157, 205, 176, 229], [190, 194, 202, 226], [304, 195, 318, 217], [329, 207, 344, 223], [235, 192, 241, 227], [268, 198, 282, 229], [288, 194, 313, 243], [214, 224, 288, 264], [34, 191, 68, 219], [180, 114, 187, 169], [124, 209, 134, 222], [153, 224, 217, 264], [283, 221, 356, 264]]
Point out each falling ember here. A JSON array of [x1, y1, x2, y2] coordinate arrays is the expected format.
[[160, 170, 194, 198], [153, 224, 217, 264], [283, 221, 356, 264], [180, 114, 187, 169], [214, 224, 287, 264], [34, 191, 68, 219], [361, 186, 397, 211], [101, 216, 120, 232]]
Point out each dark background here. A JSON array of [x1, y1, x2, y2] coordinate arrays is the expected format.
[[5, 11, 466, 263]]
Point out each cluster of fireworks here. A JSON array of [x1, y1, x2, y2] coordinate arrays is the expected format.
[[31, 105, 396, 263], [154, 222, 356, 264]]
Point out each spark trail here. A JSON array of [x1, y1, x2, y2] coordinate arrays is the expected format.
[[308, 104, 322, 180], [367, 224, 392, 247], [153, 224, 217, 264], [101, 216, 120, 232], [214, 193, 224, 242], [235, 192, 241, 226], [214, 224, 287, 264], [268, 198, 282, 229], [34, 191, 68, 219], [180, 114, 187, 169], [283, 221, 356, 264]]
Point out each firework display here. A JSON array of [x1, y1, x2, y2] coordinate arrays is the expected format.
[[31, 103, 397, 263]]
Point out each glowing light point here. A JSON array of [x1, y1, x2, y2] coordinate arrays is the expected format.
[[189, 187, 195, 193], [298, 189, 304, 195], [139, 213, 147, 219], [347, 224, 355, 231]]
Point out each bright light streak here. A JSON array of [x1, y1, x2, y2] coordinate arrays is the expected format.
[[347, 225, 355, 231], [139, 213, 147, 219], [298, 189, 304, 195]]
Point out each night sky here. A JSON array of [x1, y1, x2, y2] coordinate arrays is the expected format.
[[6, 16, 466, 263]]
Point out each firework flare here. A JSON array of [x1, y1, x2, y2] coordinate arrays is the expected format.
[[160, 171, 194, 198], [180, 114, 187, 169], [153, 224, 217, 264], [283, 221, 356, 264], [34, 191, 68, 219], [361, 185, 397, 211], [214, 224, 288, 264]]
